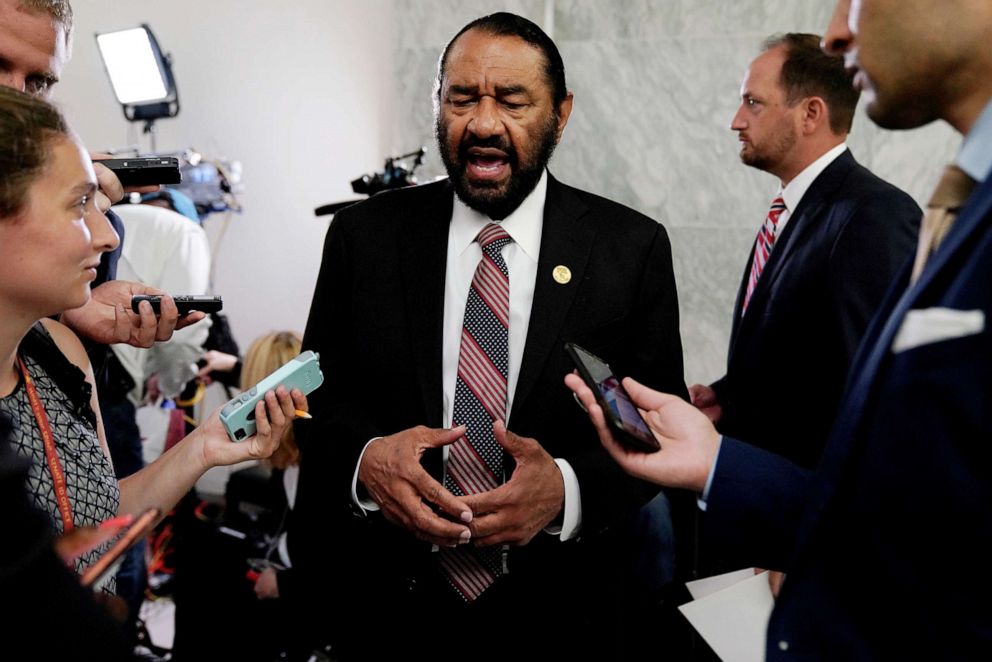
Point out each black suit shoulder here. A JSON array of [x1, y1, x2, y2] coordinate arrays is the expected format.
[[552, 178, 664, 233], [808, 153, 920, 243], [329, 179, 452, 235]]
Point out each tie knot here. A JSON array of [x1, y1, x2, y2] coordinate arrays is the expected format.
[[477, 223, 512, 254], [764, 196, 786, 228], [928, 164, 977, 211]]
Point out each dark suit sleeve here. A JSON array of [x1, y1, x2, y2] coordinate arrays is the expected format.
[[826, 189, 920, 358], [292, 210, 385, 615], [704, 436, 812, 570], [297, 211, 383, 497]]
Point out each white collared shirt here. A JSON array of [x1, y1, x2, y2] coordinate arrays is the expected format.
[[773, 142, 849, 237], [442, 171, 546, 418]]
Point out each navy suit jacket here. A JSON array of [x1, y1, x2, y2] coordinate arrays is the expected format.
[[292, 175, 688, 656], [706, 170, 992, 659], [713, 150, 920, 469]]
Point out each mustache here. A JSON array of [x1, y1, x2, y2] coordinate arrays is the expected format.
[[458, 135, 516, 162]]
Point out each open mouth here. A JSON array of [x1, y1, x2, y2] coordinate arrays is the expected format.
[[464, 146, 511, 182]]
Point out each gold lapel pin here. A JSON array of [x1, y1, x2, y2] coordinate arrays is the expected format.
[[552, 265, 572, 284]]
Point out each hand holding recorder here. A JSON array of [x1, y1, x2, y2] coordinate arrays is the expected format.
[[62, 282, 206, 348], [90, 154, 178, 212]]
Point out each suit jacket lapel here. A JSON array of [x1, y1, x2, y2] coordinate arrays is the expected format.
[[398, 181, 454, 427], [730, 150, 857, 357], [511, 174, 593, 421]]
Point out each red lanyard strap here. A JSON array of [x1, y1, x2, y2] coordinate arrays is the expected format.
[[17, 356, 74, 532]]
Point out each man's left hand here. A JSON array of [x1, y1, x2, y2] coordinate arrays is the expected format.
[[61, 280, 206, 347], [462, 421, 564, 547]]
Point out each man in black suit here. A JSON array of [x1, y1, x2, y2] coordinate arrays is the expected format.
[[689, 33, 920, 469], [293, 12, 686, 660], [567, 0, 992, 657]]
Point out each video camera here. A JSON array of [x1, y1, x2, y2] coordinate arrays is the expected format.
[[315, 147, 427, 217], [350, 147, 426, 196]]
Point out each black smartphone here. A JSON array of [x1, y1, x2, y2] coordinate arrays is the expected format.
[[80, 507, 160, 589], [565, 342, 661, 453], [98, 156, 182, 186], [131, 294, 223, 315]]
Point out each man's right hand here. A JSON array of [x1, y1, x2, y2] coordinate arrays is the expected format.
[[688, 383, 723, 423], [565, 374, 720, 492], [358, 426, 473, 547]]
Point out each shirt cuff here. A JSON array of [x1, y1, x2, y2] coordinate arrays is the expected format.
[[543, 458, 582, 541], [697, 436, 724, 512], [351, 437, 383, 514]]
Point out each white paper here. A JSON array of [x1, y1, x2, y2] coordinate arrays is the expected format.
[[686, 567, 757, 600], [679, 571, 774, 662]]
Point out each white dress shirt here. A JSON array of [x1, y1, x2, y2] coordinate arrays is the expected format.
[[352, 170, 583, 540], [774, 142, 848, 237]]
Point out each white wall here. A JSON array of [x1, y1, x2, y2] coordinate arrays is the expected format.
[[54, 0, 395, 349], [390, 0, 959, 384]]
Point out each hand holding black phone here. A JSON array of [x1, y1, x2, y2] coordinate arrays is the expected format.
[[565, 343, 661, 453]]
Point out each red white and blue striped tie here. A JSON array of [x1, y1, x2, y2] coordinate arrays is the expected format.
[[440, 223, 511, 602], [743, 196, 786, 314]]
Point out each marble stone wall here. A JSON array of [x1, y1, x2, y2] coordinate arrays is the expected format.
[[387, 0, 958, 384]]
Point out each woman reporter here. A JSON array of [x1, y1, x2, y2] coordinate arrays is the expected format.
[[0, 86, 307, 585]]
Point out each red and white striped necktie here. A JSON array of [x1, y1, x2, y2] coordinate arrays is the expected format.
[[743, 196, 786, 314], [440, 223, 512, 602]]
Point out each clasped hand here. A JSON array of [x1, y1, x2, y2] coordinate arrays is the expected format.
[[358, 421, 564, 548]]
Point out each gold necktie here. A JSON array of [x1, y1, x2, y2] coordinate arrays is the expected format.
[[910, 164, 977, 283]]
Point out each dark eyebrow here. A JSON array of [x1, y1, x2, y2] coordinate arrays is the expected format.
[[448, 84, 479, 96], [0, 55, 58, 89], [495, 85, 529, 97]]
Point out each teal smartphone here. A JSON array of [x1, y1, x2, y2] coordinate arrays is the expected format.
[[219, 350, 323, 441]]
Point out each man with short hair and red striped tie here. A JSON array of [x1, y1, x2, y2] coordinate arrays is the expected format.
[[295, 12, 689, 661], [689, 33, 920, 473]]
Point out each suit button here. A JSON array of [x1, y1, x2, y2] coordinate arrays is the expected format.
[[406, 577, 417, 592], [778, 640, 789, 651]]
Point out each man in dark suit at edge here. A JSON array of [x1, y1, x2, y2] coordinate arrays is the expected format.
[[567, 0, 992, 657], [294, 12, 687, 660], [690, 33, 920, 471]]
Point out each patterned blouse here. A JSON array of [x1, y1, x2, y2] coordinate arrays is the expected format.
[[0, 328, 120, 591]]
